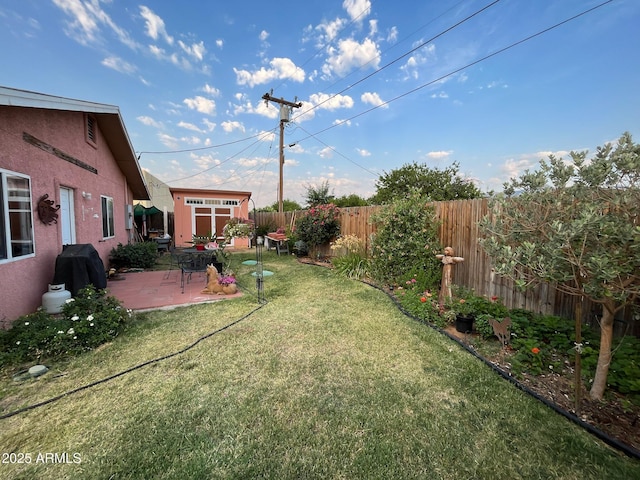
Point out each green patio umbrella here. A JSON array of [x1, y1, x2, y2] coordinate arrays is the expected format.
[[133, 204, 162, 217]]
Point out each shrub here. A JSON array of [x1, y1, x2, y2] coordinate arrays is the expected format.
[[0, 285, 133, 369], [109, 242, 158, 269], [330, 235, 369, 279], [369, 190, 442, 286], [294, 204, 341, 252]]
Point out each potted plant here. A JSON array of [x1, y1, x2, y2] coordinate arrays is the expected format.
[[443, 288, 477, 333], [191, 234, 211, 250], [223, 217, 253, 243], [218, 274, 237, 295]]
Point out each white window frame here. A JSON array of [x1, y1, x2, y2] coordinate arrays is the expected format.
[[101, 195, 115, 239], [0, 168, 35, 263]]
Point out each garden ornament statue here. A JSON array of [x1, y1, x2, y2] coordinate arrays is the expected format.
[[201, 264, 225, 295], [488, 317, 512, 347], [435, 246, 464, 305]]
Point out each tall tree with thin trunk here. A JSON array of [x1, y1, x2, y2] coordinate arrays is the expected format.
[[479, 132, 640, 400]]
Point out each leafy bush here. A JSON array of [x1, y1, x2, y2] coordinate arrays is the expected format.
[[294, 204, 341, 251], [109, 242, 158, 269], [369, 190, 442, 286], [0, 285, 133, 369], [331, 235, 369, 279]]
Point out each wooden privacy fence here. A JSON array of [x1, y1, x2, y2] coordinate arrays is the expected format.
[[252, 200, 637, 335]]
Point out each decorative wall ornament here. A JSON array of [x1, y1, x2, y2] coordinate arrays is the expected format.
[[37, 194, 60, 225]]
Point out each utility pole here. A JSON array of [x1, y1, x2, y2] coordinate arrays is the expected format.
[[262, 92, 302, 213]]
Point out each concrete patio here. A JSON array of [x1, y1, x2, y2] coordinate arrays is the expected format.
[[105, 268, 242, 312]]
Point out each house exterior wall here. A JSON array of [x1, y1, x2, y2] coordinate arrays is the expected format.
[[171, 188, 251, 248], [0, 106, 135, 326]]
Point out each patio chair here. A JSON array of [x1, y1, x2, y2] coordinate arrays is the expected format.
[[177, 253, 209, 293], [163, 246, 180, 280]]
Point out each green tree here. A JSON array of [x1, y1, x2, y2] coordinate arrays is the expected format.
[[371, 162, 483, 204], [304, 180, 334, 206], [263, 199, 302, 212], [370, 189, 442, 286], [333, 193, 369, 207], [479, 132, 640, 401]]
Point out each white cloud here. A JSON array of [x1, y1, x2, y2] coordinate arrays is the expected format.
[[232, 98, 279, 119], [234, 57, 305, 87], [101, 56, 136, 74], [202, 119, 216, 132], [356, 148, 371, 157], [179, 40, 206, 61], [53, 0, 139, 49], [333, 118, 352, 127], [236, 156, 273, 168], [137, 116, 163, 128], [323, 37, 380, 77], [431, 91, 449, 99], [368, 19, 377, 37], [314, 18, 347, 46], [221, 121, 245, 133], [202, 83, 220, 96], [139, 6, 173, 45], [342, 0, 371, 22], [158, 133, 178, 149], [177, 121, 203, 133], [387, 26, 398, 43], [427, 150, 453, 159], [257, 130, 276, 142], [180, 136, 201, 146], [259, 30, 269, 41], [319, 146, 334, 159], [183, 96, 216, 115], [309, 93, 354, 111], [360, 91, 387, 108], [190, 153, 220, 170], [216, 39, 223, 48], [400, 42, 436, 80]]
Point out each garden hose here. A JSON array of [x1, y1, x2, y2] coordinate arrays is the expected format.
[[0, 299, 266, 421]]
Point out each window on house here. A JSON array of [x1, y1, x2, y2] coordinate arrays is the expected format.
[[101, 195, 114, 238], [0, 169, 35, 262]]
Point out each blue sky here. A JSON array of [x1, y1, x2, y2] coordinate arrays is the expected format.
[[1, 0, 639, 207]]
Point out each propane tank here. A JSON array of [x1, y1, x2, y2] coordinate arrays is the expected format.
[[42, 283, 71, 314]]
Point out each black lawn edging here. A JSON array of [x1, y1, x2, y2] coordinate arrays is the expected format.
[[296, 256, 640, 461], [290, 255, 640, 460], [370, 280, 640, 460]]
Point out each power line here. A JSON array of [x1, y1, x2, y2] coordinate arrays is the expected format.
[[291, 0, 501, 122], [295, 0, 615, 142], [292, 122, 380, 177], [161, 127, 277, 184]]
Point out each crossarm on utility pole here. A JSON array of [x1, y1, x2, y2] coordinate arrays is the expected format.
[[262, 92, 302, 213]]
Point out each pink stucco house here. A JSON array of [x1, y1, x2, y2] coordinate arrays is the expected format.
[[170, 187, 252, 248], [0, 86, 149, 326]]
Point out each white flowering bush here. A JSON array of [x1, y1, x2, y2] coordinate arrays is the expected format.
[[223, 217, 253, 242], [0, 285, 133, 368]]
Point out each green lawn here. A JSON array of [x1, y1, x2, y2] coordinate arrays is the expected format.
[[1, 253, 638, 479]]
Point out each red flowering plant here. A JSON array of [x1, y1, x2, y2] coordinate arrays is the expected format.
[[294, 203, 341, 253]]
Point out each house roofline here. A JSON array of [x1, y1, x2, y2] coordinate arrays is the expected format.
[[169, 187, 252, 199], [0, 85, 150, 200]]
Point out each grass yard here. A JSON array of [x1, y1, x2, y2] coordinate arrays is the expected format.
[[1, 253, 639, 479]]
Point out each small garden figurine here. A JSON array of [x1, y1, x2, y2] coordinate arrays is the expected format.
[[435, 246, 464, 305]]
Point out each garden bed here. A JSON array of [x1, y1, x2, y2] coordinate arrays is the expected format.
[[445, 325, 640, 455], [295, 257, 640, 457]]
